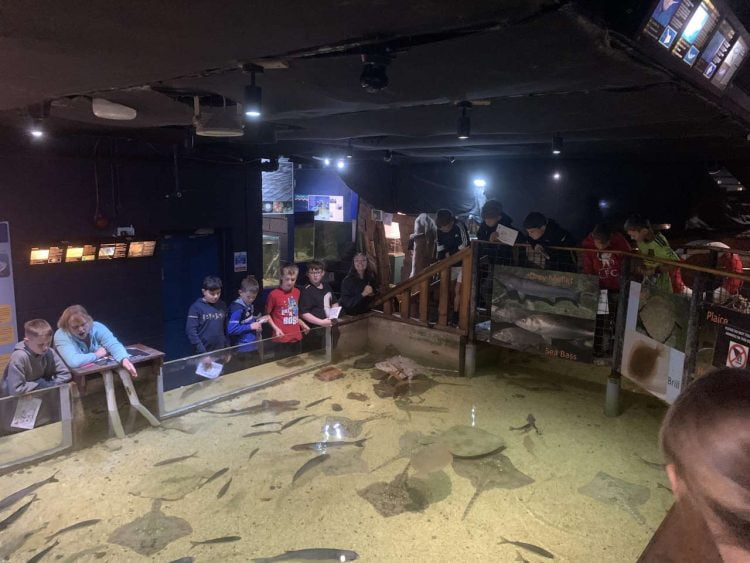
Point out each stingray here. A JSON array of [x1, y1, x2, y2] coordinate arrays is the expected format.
[[357, 463, 428, 517], [108, 500, 192, 556], [374, 356, 421, 381], [578, 471, 651, 525], [321, 414, 387, 439], [453, 451, 534, 519], [410, 443, 453, 477], [370, 431, 435, 473], [440, 425, 506, 458]]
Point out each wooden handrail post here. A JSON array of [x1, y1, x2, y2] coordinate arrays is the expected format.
[[399, 290, 410, 320], [437, 268, 450, 327], [419, 279, 429, 323]]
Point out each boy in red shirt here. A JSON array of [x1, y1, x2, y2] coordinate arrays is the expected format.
[[266, 263, 310, 356], [581, 223, 632, 291]]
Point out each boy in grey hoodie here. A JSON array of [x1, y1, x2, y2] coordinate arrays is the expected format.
[[1, 319, 71, 396]]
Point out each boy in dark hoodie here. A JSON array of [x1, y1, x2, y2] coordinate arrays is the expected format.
[[522, 212, 578, 272], [227, 275, 268, 356], [186, 276, 229, 354], [1, 319, 71, 396]]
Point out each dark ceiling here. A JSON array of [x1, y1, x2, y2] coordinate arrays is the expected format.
[[2, 0, 750, 160]]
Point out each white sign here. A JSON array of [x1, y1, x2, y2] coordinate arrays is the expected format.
[[726, 341, 749, 368], [195, 361, 223, 379], [495, 225, 519, 246], [383, 213, 393, 226], [327, 306, 342, 320], [11, 395, 43, 430]]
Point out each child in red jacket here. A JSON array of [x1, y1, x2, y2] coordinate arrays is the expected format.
[[581, 224, 632, 291]]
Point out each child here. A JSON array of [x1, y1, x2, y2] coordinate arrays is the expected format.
[[476, 199, 513, 242], [227, 275, 267, 354], [435, 209, 470, 324], [624, 215, 684, 293], [186, 275, 229, 354], [266, 263, 310, 355], [300, 261, 335, 352], [660, 368, 750, 562], [1, 319, 71, 396], [522, 212, 577, 272], [581, 223, 632, 291]]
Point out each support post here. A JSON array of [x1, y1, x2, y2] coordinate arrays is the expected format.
[[605, 256, 630, 417], [437, 268, 450, 327], [683, 273, 705, 387]]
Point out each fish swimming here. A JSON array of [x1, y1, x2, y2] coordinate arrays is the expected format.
[[635, 454, 665, 470], [509, 414, 541, 435], [190, 536, 242, 546], [291, 438, 368, 451], [217, 478, 232, 499], [45, 519, 101, 541], [0, 473, 57, 511], [292, 454, 330, 483], [500, 537, 554, 559], [492, 327, 545, 351], [514, 313, 592, 344], [243, 430, 280, 438], [497, 273, 580, 304], [305, 396, 332, 409], [248, 448, 260, 461], [198, 468, 229, 489], [0, 496, 36, 531], [251, 422, 281, 427], [154, 453, 197, 467], [26, 539, 59, 563], [168, 558, 194, 563], [280, 415, 315, 431], [252, 548, 360, 562]]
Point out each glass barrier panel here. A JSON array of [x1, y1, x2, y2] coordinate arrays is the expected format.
[[0, 384, 72, 471], [159, 326, 330, 418]]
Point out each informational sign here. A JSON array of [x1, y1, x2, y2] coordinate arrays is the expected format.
[[195, 361, 223, 379], [233, 251, 248, 273], [489, 265, 599, 363], [726, 341, 748, 368], [11, 395, 42, 430], [712, 36, 748, 88], [127, 241, 156, 258], [695, 19, 736, 78], [308, 195, 344, 222], [671, 1, 719, 65], [0, 222, 18, 374], [495, 225, 519, 246], [704, 304, 750, 369]]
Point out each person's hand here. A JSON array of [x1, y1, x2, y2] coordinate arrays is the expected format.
[[122, 358, 138, 378], [489, 232, 500, 242], [362, 285, 374, 297], [321, 318, 333, 327], [95, 347, 108, 359], [301, 324, 311, 335], [274, 328, 284, 338], [250, 321, 263, 331]]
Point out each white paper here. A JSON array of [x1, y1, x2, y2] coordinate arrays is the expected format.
[[495, 225, 519, 246], [327, 306, 342, 320], [383, 213, 393, 226], [11, 396, 43, 430], [195, 361, 223, 379]]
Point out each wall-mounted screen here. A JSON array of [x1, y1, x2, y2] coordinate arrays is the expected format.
[[98, 242, 127, 260], [64, 246, 84, 263], [127, 241, 156, 258], [30, 246, 64, 265]]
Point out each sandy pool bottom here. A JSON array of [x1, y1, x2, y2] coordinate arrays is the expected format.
[[0, 354, 670, 562]]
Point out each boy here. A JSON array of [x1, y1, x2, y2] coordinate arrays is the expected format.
[[186, 275, 229, 354], [1, 319, 71, 396], [581, 223, 631, 291], [624, 215, 684, 293], [522, 212, 578, 272], [435, 209, 470, 324], [300, 261, 335, 352], [476, 199, 514, 242], [266, 263, 310, 356], [227, 275, 268, 355]]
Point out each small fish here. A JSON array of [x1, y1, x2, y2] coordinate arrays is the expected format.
[[657, 482, 672, 493], [45, 519, 101, 541], [305, 396, 332, 409], [253, 548, 360, 562], [154, 453, 197, 466], [248, 448, 260, 461], [291, 438, 368, 451], [180, 383, 207, 400], [251, 421, 281, 427], [500, 537, 554, 559], [217, 478, 232, 499], [510, 414, 541, 435], [515, 550, 531, 563], [0, 496, 36, 532], [280, 415, 314, 431], [292, 453, 330, 483], [635, 454, 665, 470], [168, 558, 194, 563], [243, 430, 280, 438], [191, 536, 242, 546], [26, 539, 59, 563], [198, 467, 229, 489], [0, 473, 57, 511]]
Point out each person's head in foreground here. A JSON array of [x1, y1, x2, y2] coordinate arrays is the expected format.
[[660, 368, 750, 561]]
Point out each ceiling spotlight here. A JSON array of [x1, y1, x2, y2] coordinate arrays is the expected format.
[[323, 158, 331, 167], [242, 64, 263, 119], [449, 156, 456, 164], [457, 101, 472, 140], [346, 139, 353, 159], [552, 134, 563, 155], [336, 159, 346, 170], [360, 52, 391, 93], [28, 101, 50, 140], [473, 178, 487, 188], [553, 171, 561, 181], [29, 124, 44, 139], [598, 199, 609, 210]]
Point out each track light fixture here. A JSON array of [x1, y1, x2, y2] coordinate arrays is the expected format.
[[27, 101, 50, 140], [552, 134, 563, 155], [347, 139, 353, 159], [384, 150, 393, 162], [457, 101, 472, 140], [360, 52, 391, 93], [242, 64, 263, 119]]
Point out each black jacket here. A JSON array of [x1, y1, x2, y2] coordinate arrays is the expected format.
[[436, 220, 469, 260], [526, 219, 578, 272], [339, 273, 378, 315], [476, 213, 514, 242]]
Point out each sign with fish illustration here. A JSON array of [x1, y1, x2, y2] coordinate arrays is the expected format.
[[621, 282, 686, 403], [490, 265, 598, 363], [703, 303, 750, 370]]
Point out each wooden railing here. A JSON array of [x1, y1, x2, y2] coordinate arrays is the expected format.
[[371, 246, 473, 334]]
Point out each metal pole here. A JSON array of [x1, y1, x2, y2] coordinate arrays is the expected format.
[[605, 256, 631, 417], [683, 273, 705, 387], [465, 241, 481, 377]]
